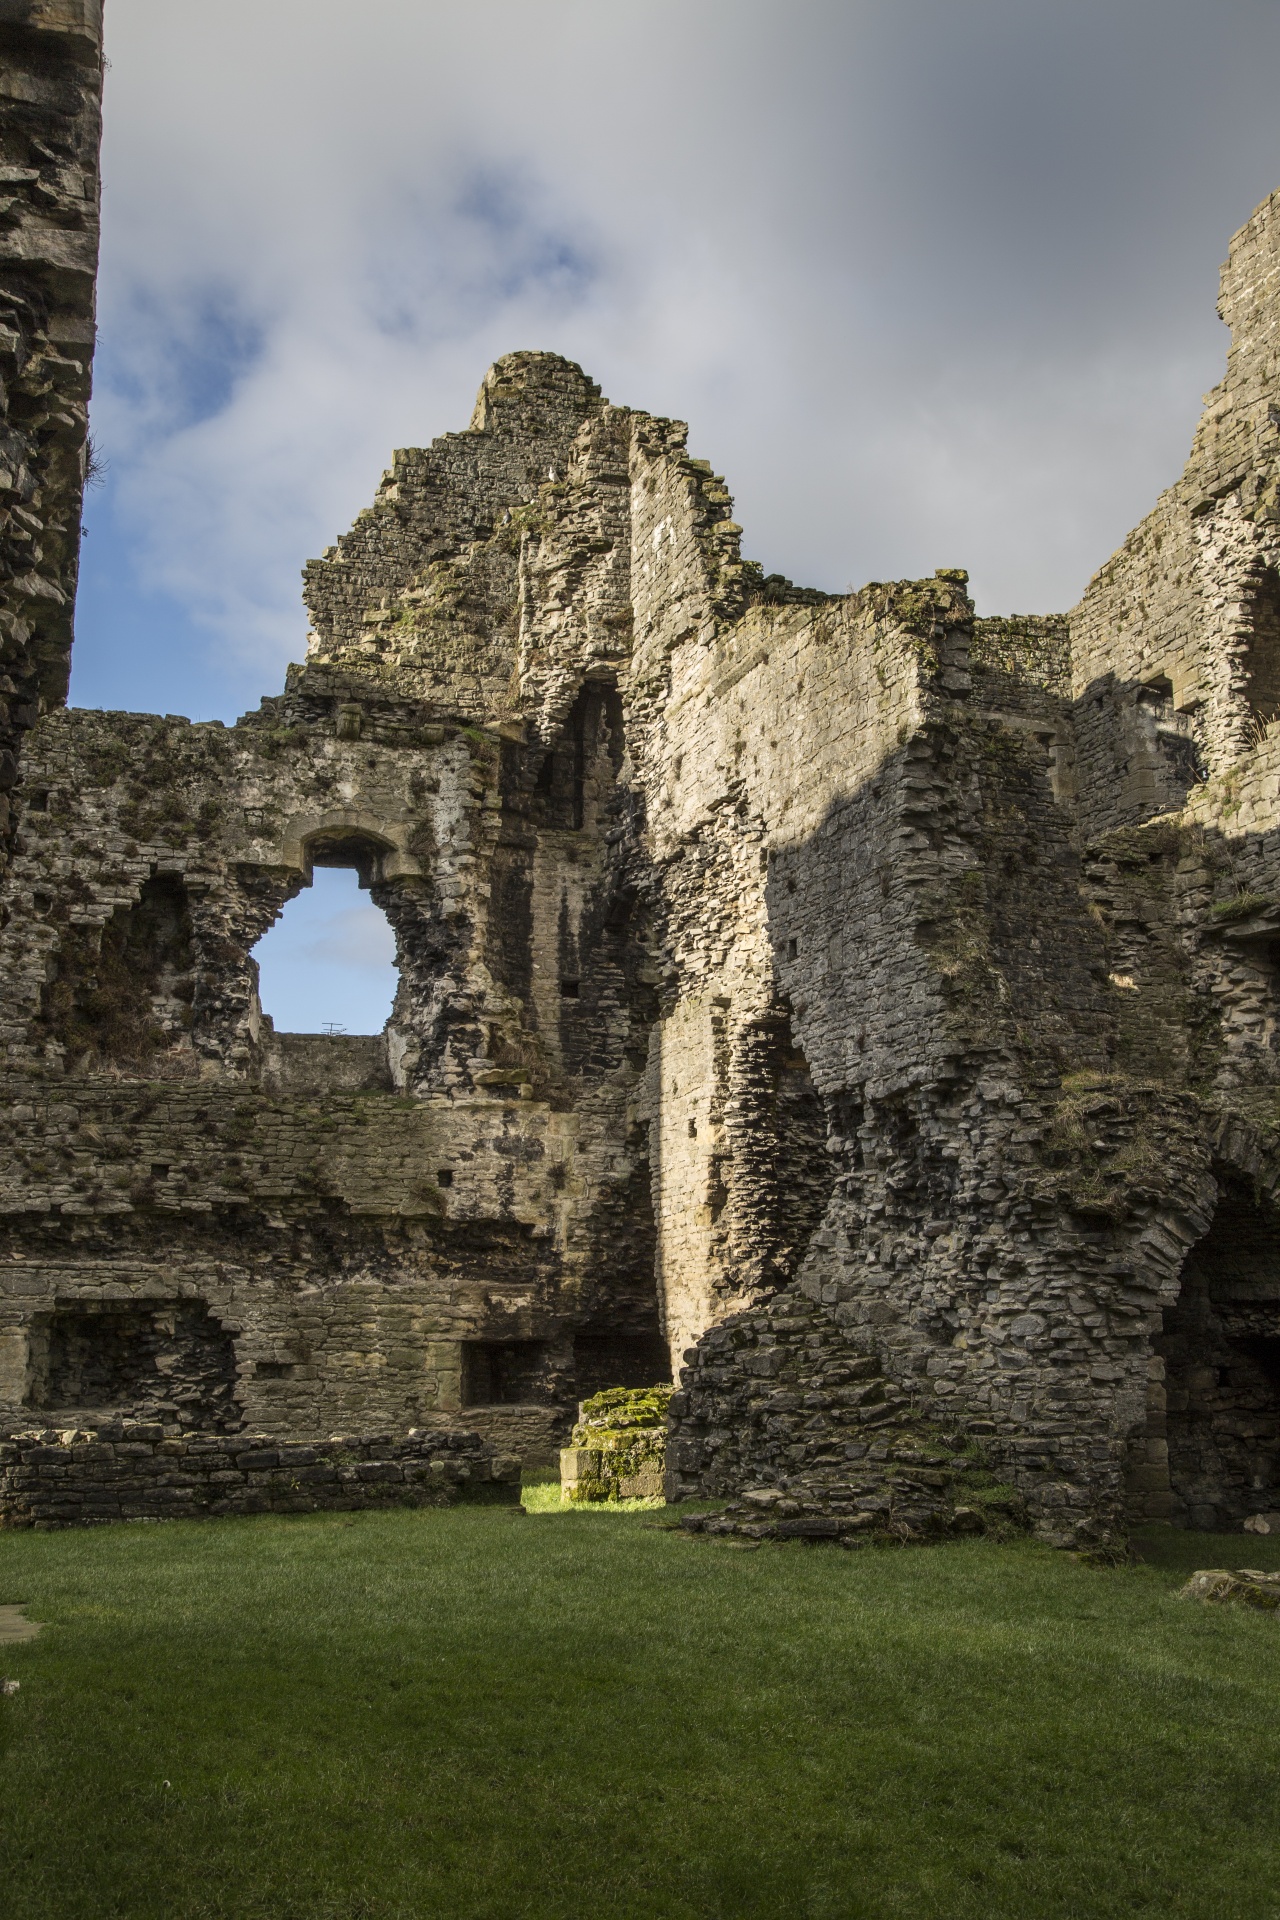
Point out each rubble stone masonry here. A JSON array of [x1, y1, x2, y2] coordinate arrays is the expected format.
[[6, 137, 1280, 1544], [0, 2, 101, 859]]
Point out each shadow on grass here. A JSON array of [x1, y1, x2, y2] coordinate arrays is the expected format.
[[2, 1507, 1280, 1919], [1130, 1523, 1280, 1578]]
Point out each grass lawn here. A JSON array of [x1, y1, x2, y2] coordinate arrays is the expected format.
[[2, 1489, 1279, 1920]]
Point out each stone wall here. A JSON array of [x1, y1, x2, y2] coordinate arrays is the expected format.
[[0, 1420, 521, 1529], [9, 153, 1280, 1541], [0, 1, 102, 845]]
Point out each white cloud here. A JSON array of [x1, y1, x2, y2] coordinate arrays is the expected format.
[[83, 0, 1280, 714]]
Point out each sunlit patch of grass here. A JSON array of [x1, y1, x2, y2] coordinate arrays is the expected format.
[[518, 1467, 664, 1514]]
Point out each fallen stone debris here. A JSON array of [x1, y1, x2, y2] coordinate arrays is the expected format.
[[1180, 1569, 1280, 1610]]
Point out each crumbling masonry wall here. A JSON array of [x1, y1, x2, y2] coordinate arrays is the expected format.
[[7, 163, 1280, 1541], [0, 2, 102, 851]]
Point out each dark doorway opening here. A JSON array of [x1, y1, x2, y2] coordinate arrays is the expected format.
[[1245, 565, 1280, 724], [1155, 1177, 1280, 1529], [29, 1299, 238, 1431]]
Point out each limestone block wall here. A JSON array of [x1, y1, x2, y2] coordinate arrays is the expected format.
[[0, 616, 666, 1446], [12, 173, 1280, 1541]]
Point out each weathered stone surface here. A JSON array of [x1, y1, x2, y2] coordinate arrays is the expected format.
[[0, 1420, 521, 1528], [7, 146, 1280, 1545], [0, 2, 102, 854], [560, 1384, 670, 1501], [1180, 1568, 1280, 1609]]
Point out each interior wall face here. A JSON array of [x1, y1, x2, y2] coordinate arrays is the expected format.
[[11, 166, 1280, 1541]]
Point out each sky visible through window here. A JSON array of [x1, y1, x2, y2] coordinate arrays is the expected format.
[[253, 867, 398, 1035]]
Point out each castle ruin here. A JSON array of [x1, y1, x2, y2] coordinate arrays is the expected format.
[[4, 5, 1280, 1544]]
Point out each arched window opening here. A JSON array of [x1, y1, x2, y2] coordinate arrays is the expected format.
[[1143, 1177, 1280, 1531], [253, 865, 398, 1035]]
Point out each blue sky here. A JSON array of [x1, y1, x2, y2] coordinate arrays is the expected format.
[[253, 870, 397, 1037], [75, 0, 1280, 1030]]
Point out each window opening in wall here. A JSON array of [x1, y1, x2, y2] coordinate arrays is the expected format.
[[1135, 675, 1205, 794], [460, 1340, 549, 1406], [1245, 565, 1280, 725], [39, 871, 195, 1068], [253, 865, 398, 1034], [559, 978, 580, 998]]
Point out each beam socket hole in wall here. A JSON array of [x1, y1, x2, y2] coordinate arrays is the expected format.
[[460, 1340, 549, 1407], [25, 789, 47, 812], [559, 979, 580, 998], [253, 858, 398, 1036], [437, 1168, 454, 1188]]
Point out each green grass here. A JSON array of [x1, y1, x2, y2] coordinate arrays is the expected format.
[[518, 1466, 665, 1514], [2, 1503, 1280, 1920]]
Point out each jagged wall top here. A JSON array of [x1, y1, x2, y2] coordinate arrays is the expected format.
[[301, 352, 609, 702], [1069, 186, 1280, 777]]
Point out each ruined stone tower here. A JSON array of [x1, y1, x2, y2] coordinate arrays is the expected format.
[[2, 37, 1280, 1542]]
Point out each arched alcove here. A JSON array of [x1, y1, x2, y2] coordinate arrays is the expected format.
[[253, 863, 398, 1035], [1156, 1175, 1280, 1529]]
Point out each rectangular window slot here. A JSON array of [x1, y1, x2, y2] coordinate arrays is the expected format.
[[460, 1339, 548, 1406], [560, 979, 580, 998]]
